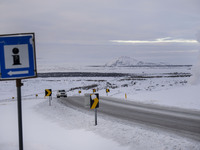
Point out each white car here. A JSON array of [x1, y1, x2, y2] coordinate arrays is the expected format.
[[56, 90, 67, 98]]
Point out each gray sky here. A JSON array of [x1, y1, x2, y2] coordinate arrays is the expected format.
[[1, 0, 200, 65]]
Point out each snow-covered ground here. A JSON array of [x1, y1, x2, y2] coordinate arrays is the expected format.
[[0, 75, 196, 110], [0, 99, 129, 150], [37, 63, 191, 74], [0, 98, 199, 150], [0, 69, 197, 110], [0, 65, 200, 149]]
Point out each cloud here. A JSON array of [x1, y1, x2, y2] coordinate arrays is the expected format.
[[110, 37, 198, 45], [0, 0, 200, 65]]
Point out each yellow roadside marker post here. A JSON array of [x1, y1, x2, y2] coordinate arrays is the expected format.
[[125, 93, 127, 100], [78, 90, 81, 95]]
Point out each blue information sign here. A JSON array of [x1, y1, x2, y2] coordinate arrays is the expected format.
[[0, 33, 37, 80]]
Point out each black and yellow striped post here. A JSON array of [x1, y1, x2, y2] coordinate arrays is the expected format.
[[90, 93, 99, 126], [45, 89, 52, 106]]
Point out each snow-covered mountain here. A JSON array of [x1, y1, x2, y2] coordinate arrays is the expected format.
[[105, 56, 164, 67]]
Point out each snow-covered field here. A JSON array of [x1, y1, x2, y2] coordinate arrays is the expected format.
[[1, 98, 200, 150], [0, 65, 200, 149], [1, 65, 198, 110], [37, 63, 191, 74], [0, 99, 131, 150]]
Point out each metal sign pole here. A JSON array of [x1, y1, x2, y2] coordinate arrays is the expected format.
[[16, 79, 24, 150], [95, 108, 97, 126], [49, 96, 51, 106], [90, 93, 99, 126]]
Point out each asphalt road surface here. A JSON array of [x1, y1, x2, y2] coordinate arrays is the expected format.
[[59, 96, 200, 140]]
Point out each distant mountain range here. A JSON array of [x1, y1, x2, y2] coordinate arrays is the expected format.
[[105, 56, 166, 67]]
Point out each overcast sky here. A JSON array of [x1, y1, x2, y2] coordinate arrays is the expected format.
[[1, 0, 200, 65]]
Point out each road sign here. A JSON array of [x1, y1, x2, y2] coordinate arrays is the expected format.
[[90, 93, 99, 109], [78, 90, 81, 94], [45, 89, 52, 96], [0, 33, 37, 80]]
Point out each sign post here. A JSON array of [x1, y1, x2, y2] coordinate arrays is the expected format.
[[16, 79, 23, 150], [90, 93, 99, 126], [106, 88, 110, 96], [45, 89, 52, 106], [0, 33, 37, 150]]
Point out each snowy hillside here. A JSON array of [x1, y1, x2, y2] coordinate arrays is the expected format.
[[105, 56, 165, 67]]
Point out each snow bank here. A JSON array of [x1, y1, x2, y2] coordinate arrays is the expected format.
[[128, 84, 200, 110], [0, 99, 129, 150]]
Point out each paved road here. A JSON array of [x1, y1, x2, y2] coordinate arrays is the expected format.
[[59, 96, 200, 140]]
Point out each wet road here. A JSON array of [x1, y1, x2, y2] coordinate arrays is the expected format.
[[59, 96, 200, 140]]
